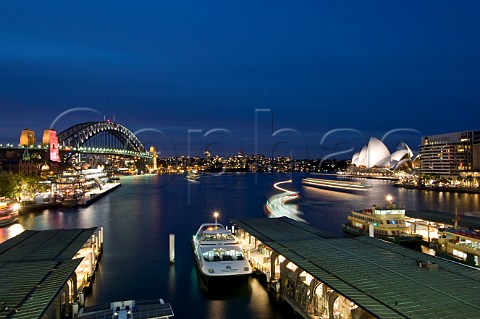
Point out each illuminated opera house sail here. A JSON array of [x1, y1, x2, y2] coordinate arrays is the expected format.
[[351, 137, 413, 170]]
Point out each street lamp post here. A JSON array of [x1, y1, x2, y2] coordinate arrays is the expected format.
[[386, 194, 393, 207], [213, 211, 219, 227]]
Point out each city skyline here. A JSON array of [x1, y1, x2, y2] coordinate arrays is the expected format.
[[1, 1, 480, 157]]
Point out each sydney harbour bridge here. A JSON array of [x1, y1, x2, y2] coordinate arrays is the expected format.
[[0, 121, 155, 169], [56, 121, 151, 158]]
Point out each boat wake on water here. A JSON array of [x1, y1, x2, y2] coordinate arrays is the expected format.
[[302, 177, 371, 193], [265, 180, 305, 222]]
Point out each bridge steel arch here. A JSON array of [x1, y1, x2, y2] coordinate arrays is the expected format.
[[57, 121, 146, 153]]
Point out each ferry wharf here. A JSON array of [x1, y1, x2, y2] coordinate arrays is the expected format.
[[232, 217, 480, 319], [404, 210, 480, 267], [0, 227, 103, 319], [406, 210, 480, 231], [78, 182, 121, 206]]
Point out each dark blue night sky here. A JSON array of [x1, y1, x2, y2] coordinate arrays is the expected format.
[[1, 1, 480, 157]]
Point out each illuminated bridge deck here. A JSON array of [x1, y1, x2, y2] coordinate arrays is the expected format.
[[233, 218, 480, 318]]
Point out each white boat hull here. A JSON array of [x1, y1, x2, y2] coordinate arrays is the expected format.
[[192, 241, 252, 281], [191, 222, 252, 286]]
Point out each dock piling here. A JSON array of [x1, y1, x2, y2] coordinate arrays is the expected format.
[[369, 223, 374, 237], [89, 252, 94, 276], [72, 302, 79, 317], [100, 226, 104, 247], [169, 234, 175, 264], [78, 292, 85, 307]]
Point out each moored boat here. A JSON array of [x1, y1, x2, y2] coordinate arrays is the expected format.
[[0, 200, 20, 227], [342, 195, 423, 246], [192, 213, 252, 284], [432, 228, 480, 267]]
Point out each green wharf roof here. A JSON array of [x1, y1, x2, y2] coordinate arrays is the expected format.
[[0, 228, 98, 318], [232, 217, 480, 319], [0, 259, 82, 319], [0, 228, 98, 263]]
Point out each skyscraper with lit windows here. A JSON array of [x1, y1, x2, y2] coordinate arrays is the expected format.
[[419, 131, 480, 176]]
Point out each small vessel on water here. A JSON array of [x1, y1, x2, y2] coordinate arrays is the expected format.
[[342, 195, 423, 246], [192, 212, 252, 283], [302, 177, 371, 193], [186, 170, 200, 182], [0, 200, 20, 227]]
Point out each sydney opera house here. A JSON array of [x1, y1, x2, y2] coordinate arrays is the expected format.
[[350, 137, 414, 171]]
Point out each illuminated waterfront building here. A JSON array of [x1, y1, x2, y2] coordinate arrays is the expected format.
[[350, 137, 413, 170], [419, 131, 480, 176]]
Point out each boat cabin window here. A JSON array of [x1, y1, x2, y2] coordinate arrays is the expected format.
[[199, 233, 236, 241], [202, 248, 245, 262]]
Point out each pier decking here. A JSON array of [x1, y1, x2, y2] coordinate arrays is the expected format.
[[233, 217, 480, 319], [78, 182, 121, 206]]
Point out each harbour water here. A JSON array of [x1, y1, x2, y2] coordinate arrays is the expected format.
[[1, 173, 479, 318]]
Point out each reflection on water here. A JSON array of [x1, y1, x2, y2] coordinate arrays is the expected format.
[[206, 300, 226, 319], [199, 278, 252, 301], [0, 173, 479, 318], [0, 223, 24, 240], [168, 264, 176, 296]]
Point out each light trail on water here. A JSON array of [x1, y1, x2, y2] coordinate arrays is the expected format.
[[265, 180, 305, 222]]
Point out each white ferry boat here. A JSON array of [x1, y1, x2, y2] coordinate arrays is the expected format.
[[433, 228, 480, 267], [192, 215, 252, 283], [0, 200, 20, 227], [342, 196, 423, 246]]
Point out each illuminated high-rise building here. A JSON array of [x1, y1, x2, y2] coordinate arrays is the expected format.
[[20, 129, 36, 146], [419, 131, 480, 176]]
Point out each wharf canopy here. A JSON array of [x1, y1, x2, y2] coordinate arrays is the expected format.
[[0, 228, 100, 319], [351, 137, 413, 170], [233, 217, 480, 319]]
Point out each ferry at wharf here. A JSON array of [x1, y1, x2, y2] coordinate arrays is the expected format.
[[52, 168, 120, 207], [302, 177, 371, 193], [0, 199, 20, 227], [192, 212, 252, 284], [428, 210, 480, 267], [342, 195, 423, 246]]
